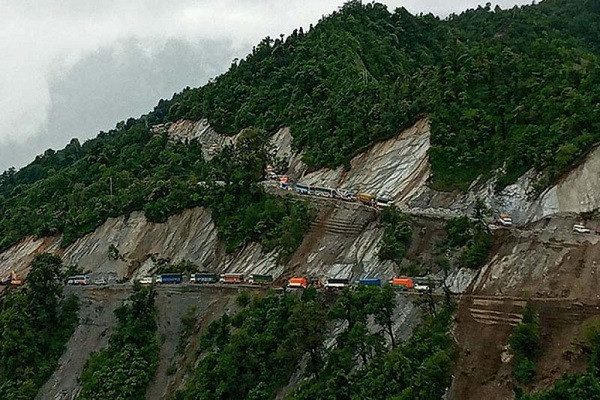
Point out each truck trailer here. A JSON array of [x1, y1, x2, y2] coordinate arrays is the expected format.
[[324, 278, 350, 289], [220, 273, 244, 284], [157, 274, 183, 284], [389, 277, 414, 290], [358, 278, 382, 287], [248, 274, 274, 285], [288, 277, 308, 289], [191, 273, 218, 284]]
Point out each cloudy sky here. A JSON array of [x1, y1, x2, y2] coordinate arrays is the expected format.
[[0, 0, 531, 172]]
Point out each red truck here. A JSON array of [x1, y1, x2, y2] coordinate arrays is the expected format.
[[288, 277, 308, 289]]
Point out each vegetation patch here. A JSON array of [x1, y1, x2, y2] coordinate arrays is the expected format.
[[510, 302, 542, 384], [177, 287, 455, 400], [377, 207, 413, 266], [78, 284, 159, 400], [0, 120, 312, 260], [0, 254, 79, 399]]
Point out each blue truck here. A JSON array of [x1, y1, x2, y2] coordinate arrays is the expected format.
[[157, 273, 183, 284], [358, 278, 382, 287]]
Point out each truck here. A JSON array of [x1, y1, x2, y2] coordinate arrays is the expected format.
[[324, 278, 350, 289], [67, 275, 89, 285], [220, 273, 244, 284], [10, 269, 23, 286], [573, 224, 591, 234], [357, 193, 375, 206], [375, 197, 394, 208], [190, 273, 218, 284], [157, 273, 183, 284], [139, 276, 154, 285], [358, 278, 382, 287], [389, 277, 414, 290], [287, 277, 308, 289], [414, 284, 430, 292], [248, 274, 273, 285], [295, 184, 311, 195], [496, 213, 513, 227]]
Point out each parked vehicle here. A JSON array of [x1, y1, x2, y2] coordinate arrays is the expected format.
[[220, 273, 244, 284], [10, 269, 23, 286], [324, 278, 350, 289], [596, 228, 600, 236], [357, 278, 382, 287], [573, 224, 591, 234], [67, 275, 89, 285], [248, 274, 273, 285], [389, 277, 414, 290], [139, 276, 154, 285], [191, 273, 218, 284], [375, 197, 394, 208], [295, 184, 311, 195], [288, 277, 308, 289], [496, 213, 513, 227], [415, 284, 430, 292], [157, 273, 183, 284], [357, 192, 376, 205]]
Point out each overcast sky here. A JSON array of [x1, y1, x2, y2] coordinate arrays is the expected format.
[[0, 0, 531, 172]]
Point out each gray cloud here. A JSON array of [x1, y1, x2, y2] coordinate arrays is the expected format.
[[0, 0, 530, 171]]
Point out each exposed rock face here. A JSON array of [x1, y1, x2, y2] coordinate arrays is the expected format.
[[531, 145, 600, 221], [0, 235, 60, 281], [166, 119, 239, 160], [299, 119, 430, 203]]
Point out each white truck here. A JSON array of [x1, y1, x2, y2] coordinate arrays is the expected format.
[[573, 224, 591, 234], [496, 213, 513, 227]]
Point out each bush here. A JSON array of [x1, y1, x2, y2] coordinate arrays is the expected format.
[[510, 303, 541, 384], [378, 207, 413, 264]]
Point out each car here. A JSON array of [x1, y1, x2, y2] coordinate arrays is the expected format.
[[596, 228, 600, 236], [415, 284, 430, 292], [573, 224, 591, 234]]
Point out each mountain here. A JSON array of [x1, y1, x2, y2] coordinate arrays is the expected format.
[[1, 1, 600, 399]]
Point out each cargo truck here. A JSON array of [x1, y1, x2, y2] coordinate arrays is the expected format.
[[358, 278, 382, 287], [357, 193, 375, 206], [248, 274, 273, 285], [324, 278, 350, 289], [67, 275, 89, 285], [389, 277, 414, 289], [288, 277, 308, 289], [157, 274, 183, 284], [220, 273, 244, 284], [191, 273, 218, 284]]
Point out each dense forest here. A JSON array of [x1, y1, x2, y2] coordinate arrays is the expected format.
[[176, 288, 454, 400], [0, 254, 79, 399], [155, 0, 600, 190], [0, 119, 311, 257]]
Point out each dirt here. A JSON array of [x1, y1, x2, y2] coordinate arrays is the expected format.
[[449, 296, 593, 400]]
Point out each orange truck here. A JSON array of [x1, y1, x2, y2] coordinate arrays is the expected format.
[[357, 192, 375, 205], [288, 277, 308, 289], [389, 277, 414, 290], [220, 273, 244, 284], [10, 269, 22, 286]]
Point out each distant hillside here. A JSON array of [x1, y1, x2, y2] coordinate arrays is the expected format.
[[1, 0, 600, 251]]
